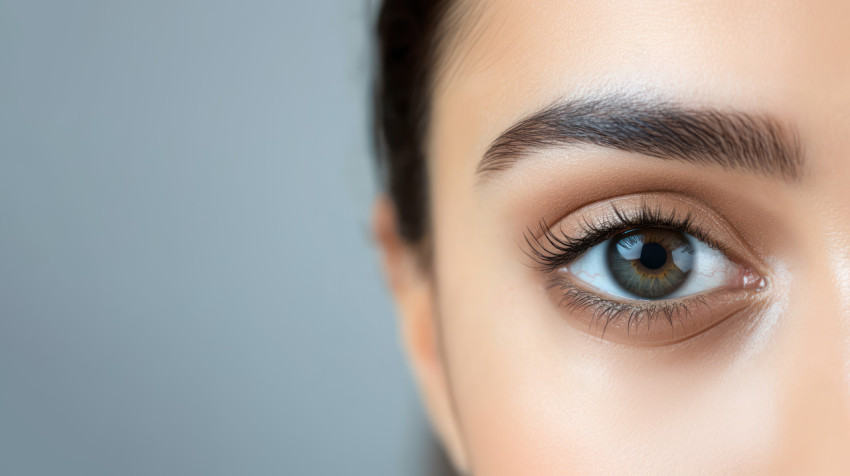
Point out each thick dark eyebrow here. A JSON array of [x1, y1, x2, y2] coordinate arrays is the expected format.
[[478, 95, 803, 181]]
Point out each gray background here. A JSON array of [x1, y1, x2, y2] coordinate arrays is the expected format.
[[0, 1, 430, 474]]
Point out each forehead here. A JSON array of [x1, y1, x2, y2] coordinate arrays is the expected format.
[[428, 0, 850, 177]]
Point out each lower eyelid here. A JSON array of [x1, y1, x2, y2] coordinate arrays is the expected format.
[[546, 275, 765, 346]]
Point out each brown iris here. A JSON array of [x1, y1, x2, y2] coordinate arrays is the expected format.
[[606, 228, 695, 299]]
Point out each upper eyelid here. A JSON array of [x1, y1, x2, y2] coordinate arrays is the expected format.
[[523, 204, 728, 272]]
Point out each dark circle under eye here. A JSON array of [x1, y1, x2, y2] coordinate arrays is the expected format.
[[606, 228, 695, 299]]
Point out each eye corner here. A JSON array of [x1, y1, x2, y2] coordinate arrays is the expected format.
[[520, 222, 603, 272], [734, 263, 770, 293]]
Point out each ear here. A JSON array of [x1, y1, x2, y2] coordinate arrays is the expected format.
[[372, 196, 469, 473]]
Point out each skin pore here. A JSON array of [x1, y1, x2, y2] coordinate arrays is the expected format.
[[375, 1, 850, 474]]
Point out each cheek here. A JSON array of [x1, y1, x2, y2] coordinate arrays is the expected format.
[[433, 223, 783, 475]]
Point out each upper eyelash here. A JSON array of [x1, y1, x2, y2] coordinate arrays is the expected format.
[[523, 203, 727, 272]]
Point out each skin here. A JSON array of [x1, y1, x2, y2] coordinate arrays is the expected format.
[[375, 1, 850, 474]]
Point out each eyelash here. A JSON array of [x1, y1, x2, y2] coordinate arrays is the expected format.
[[524, 204, 726, 271], [523, 204, 729, 335], [546, 279, 713, 337]]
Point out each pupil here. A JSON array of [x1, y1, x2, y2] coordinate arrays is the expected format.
[[639, 242, 667, 270]]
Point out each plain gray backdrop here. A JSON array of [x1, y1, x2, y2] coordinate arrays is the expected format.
[[0, 1, 429, 474]]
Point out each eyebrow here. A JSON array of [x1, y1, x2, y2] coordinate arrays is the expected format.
[[478, 95, 803, 181]]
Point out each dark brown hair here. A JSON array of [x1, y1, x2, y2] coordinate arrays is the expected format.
[[373, 0, 454, 243], [374, 5, 461, 473]]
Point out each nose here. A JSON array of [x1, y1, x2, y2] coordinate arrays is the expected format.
[[773, 209, 850, 473]]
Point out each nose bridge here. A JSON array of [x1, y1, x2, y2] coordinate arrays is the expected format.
[[773, 196, 850, 471], [817, 176, 850, 394], [824, 199, 850, 403]]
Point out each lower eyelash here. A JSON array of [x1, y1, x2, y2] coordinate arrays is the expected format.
[[546, 274, 712, 338]]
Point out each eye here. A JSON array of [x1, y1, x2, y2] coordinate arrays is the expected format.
[[567, 228, 739, 301], [523, 197, 770, 344]]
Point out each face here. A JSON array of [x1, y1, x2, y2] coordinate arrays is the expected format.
[[377, 1, 850, 474]]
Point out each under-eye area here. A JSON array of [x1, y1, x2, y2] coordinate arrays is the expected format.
[[522, 193, 769, 345]]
